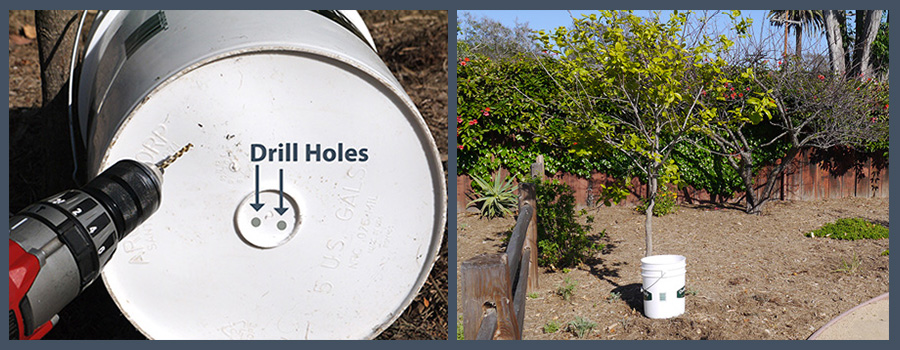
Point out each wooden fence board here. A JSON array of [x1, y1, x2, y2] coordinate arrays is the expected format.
[[518, 184, 539, 292], [461, 253, 519, 340]]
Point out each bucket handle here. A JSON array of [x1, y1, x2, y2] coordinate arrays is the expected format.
[[641, 268, 668, 293], [67, 10, 88, 183]]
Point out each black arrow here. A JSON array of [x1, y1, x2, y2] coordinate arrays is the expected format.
[[274, 168, 288, 215], [250, 165, 264, 211]]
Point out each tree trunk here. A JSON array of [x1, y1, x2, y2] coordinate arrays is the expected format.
[[782, 24, 789, 58], [35, 10, 80, 107], [738, 155, 758, 213], [746, 146, 802, 214], [824, 10, 846, 74], [852, 10, 883, 78], [644, 176, 657, 257], [33, 10, 81, 190], [795, 25, 803, 58]]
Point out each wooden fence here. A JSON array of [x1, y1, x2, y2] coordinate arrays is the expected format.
[[460, 182, 539, 340], [457, 149, 888, 212]]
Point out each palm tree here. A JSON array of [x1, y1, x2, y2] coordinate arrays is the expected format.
[[768, 10, 825, 58]]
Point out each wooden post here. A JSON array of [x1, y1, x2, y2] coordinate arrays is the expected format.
[[518, 183, 539, 292], [512, 247, 530, 337], [461, 254, 520, 340], [531, 155, 545, 180], [476, 309, 498, 340]]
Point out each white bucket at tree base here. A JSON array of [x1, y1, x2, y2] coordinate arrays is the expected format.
[[640, 255, 687, 319]]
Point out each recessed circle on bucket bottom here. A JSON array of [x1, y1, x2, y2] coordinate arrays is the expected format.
[[234, 190, 301, 249]]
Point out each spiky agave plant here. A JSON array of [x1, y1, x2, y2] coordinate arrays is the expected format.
[[468, 168, 518, 218]]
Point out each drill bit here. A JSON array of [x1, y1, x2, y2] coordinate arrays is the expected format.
[[156, 143, 193, 170]]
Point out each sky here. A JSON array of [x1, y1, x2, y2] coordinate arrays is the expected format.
[[458, 10, 831, 58]]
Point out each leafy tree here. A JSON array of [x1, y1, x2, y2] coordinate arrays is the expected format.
[[701, 57, 888, 214], [537, 10, 751, 256], [767, 10, 824, 57], [457, 12, 543, 61]]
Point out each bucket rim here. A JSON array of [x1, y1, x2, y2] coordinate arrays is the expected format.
[[641, 254, 686, 266]]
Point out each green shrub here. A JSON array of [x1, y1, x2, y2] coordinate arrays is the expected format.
[[567, 317, 596, 338], [556, 277, 577, 300], [806, 218, 889, 240], [457, 315, 464, 340], [468, 168, 518, 218], [543, 320, 560, 334], [636, 185, 678, 216], [528, 178, 603, 268]]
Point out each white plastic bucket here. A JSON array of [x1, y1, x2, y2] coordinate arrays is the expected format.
[[76, 10, 446, 339], [640, 254, 686, 319]]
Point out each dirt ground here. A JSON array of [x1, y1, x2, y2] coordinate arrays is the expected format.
[[9, 10, 448, 339], [457, 197, 889, 340]]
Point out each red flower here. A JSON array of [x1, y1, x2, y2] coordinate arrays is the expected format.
[[469, 119, 478, 125], [885, 104, 889, 109], [871, 117, 878, 123], [746, 87, 750, 91], [573, 142, 578, 145], [485, 107, 491, 112], [458, 145, 464, 150], [818, 74, 825, 80], [777, 60, 782, 65], [457, 116, 462, 124], [460, 61, 467, 66], [731, 93, 737, 99], [730, 87, 734, 91], [701, 90, 707, 96], [464, 57, 470, 62], [738, 93, 743, 98]]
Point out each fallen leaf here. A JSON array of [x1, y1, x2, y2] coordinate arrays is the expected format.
[[22, 25, 36, 39], [423, 298, 430, 308], [9, 34, 31, 46]]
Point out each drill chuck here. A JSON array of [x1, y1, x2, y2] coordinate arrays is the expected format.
[[9, 160, 163, 339]]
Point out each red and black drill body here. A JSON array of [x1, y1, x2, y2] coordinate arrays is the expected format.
[[9, 160, 163, 340]]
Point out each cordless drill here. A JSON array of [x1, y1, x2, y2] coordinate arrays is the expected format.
[[9, 144, 191, 340]]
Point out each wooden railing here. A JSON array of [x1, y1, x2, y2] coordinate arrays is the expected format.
[[461, 182, 539, 340]]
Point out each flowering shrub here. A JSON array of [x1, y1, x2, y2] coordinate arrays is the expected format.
[[457, 53, 628, 180]]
